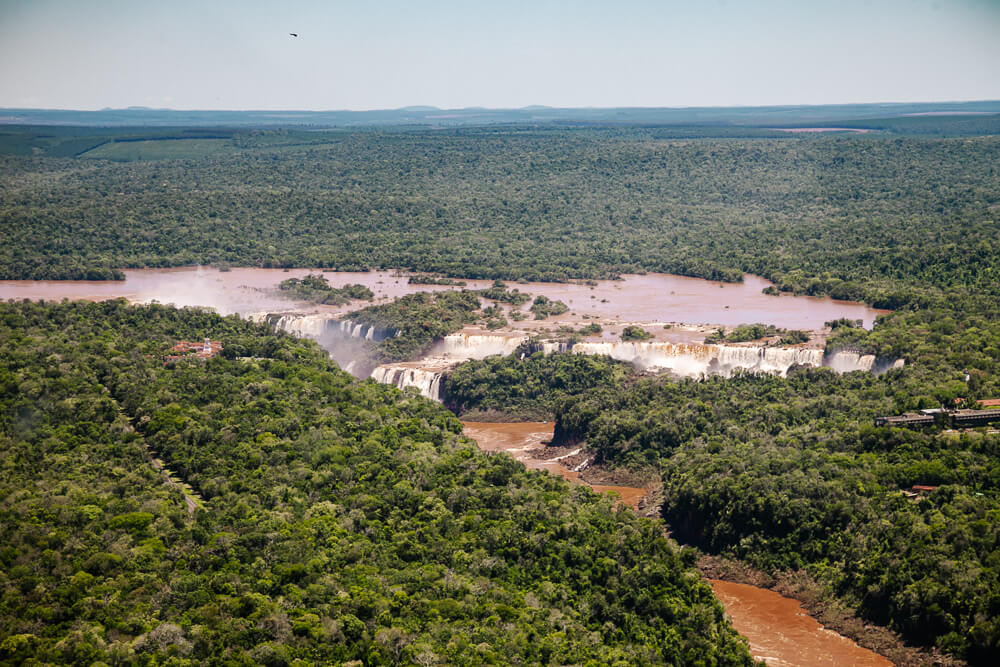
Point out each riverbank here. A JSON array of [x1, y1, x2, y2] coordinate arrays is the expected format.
[[699, 555, 960, 667], [460, 422, 649, 510], [460, 421, 906, 667], [462, 416, 951, 665]]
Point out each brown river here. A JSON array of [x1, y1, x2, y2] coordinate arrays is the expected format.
[[0, 266, 886, 333], [462, 421, 893, 667], [462, 422, 646, 508]]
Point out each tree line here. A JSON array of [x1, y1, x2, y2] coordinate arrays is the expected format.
[[2, 130, 998, 315]]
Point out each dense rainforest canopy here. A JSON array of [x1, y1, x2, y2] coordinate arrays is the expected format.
[[1, 124, 998, 312], [0, 300, 755, 665], [345, 291, 484, 363], [277, 275, 374, 305], [550, 364, 1000, 663], [442, 350, 632, 422], [438, 293, 1000, 662], [3, 117, 1000, 664]]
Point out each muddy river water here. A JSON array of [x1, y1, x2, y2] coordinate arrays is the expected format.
[[0, 266, 886, 332], [462, 421, 893, 667], [711, 580, 892, 667], [461, 421, 646, 508]]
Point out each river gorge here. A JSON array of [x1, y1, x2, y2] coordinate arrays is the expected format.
[[1, 266, 900, 664], [463, 421, 894, 667]]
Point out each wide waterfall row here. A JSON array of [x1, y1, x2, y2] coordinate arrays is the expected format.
[[364, 336, 893, 402], [825, 350, 878, 373], [252, 322, 891, 400], [370, 365, 444, 400], [422, 334, 880, 378], [568, 341, 872, 377], [715, 345, 826, 374], [538, 342, 572, 355]]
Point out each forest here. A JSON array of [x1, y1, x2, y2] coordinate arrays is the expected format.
[[0, 300, 755, 665], [437, 289, 1000, 662], [550, 365, 1000, 663], [0, 125, 998, 315], [3, 117, 1000, 663], [343, 283, 556, 363], [277, 275, 374, 305], [345, 291, 483, 363], [442, 350, 632, 422]]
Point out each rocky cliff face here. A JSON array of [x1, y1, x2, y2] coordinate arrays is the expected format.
[[254, 313, 888, 394]]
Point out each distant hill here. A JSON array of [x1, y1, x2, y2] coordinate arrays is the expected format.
[[2, 100, 998, 129]]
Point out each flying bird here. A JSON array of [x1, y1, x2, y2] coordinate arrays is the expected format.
[[289, 33, 298, 37]]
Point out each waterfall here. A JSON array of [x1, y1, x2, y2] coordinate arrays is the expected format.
[[340, 319, 396, 342], [567, 341, 829, 377], [824, 350, 877, 373], [435, 333, 529, 360], [251, 313, 402, 344], [757, 346, 826, 373], [249, 314, 393, 379], [252, 310, 887, 380], [252, 313, 398, 343], [250, 312, 337, 338], [370, 365, 444, 400]]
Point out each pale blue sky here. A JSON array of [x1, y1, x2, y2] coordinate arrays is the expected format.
[[1, 0, 998, 110]]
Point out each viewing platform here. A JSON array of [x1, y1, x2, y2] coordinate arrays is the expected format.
[[876, 407, 1000, 429]]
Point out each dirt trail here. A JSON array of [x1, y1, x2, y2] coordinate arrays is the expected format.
[[124, 415, 204, 515], [150, 457, 204, 515]]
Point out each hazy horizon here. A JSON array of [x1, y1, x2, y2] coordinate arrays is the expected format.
[[4, 99, 1000, 113], [2, 0, 999, 111]]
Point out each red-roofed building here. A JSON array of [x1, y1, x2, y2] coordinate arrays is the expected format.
[[165, 337, 223, 363]]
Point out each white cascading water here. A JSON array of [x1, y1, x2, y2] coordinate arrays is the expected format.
[[370, 365, 445, 400], [249, 312, 337, 338], [435, 333, 528, 360], [251, 314, 397, 343], [540, 342, 571, 355], [569, 341, 828, 377], [368, 334, 526, 401], [249, 314, 397, 379], [717, 345, 826, 374], [824, 350, 877, 373], [338, 319, 396, 342], [255, 311, 891, 394]]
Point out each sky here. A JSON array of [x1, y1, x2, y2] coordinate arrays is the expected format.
[[1, 0, 998, 110]]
